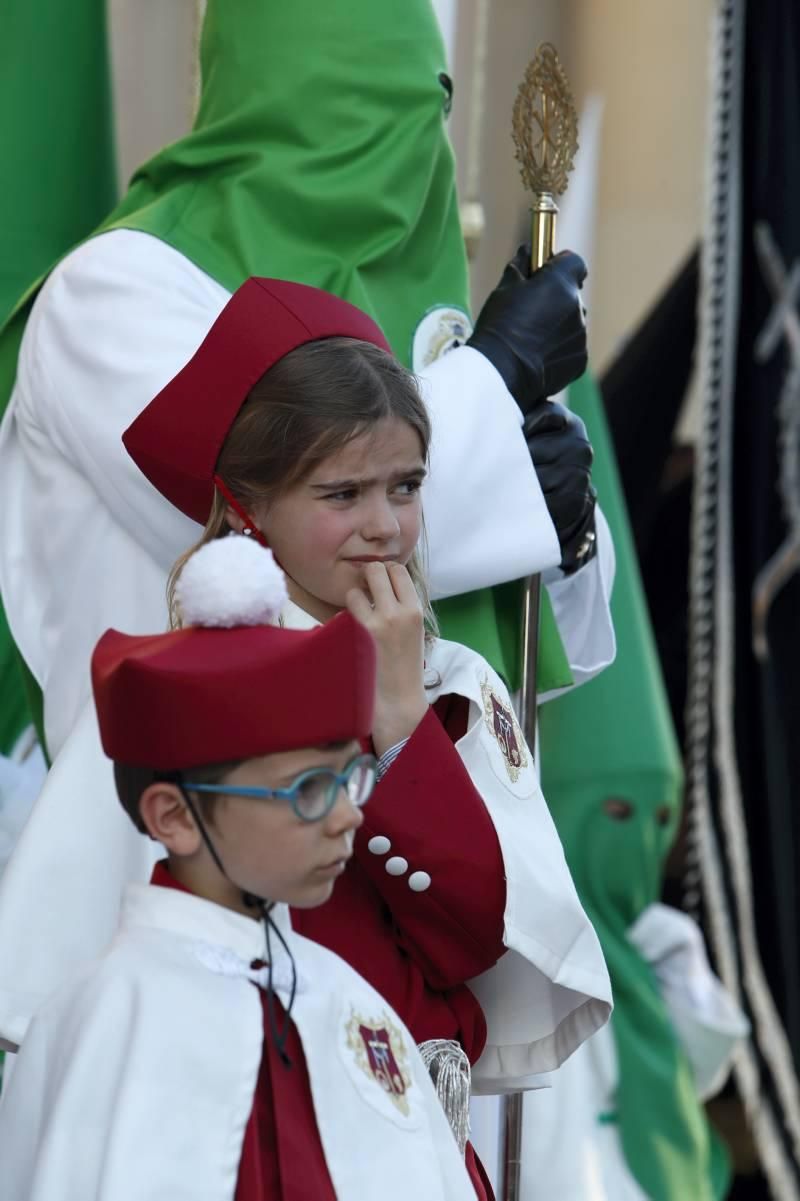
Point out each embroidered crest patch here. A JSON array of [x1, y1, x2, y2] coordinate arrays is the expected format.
[[346, 1010, 412, 1116], [412, 306, 473, 371], [480, 677, 528, 783]]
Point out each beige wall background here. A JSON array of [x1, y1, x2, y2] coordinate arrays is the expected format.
[[448, 0, 713, 376], [107, 0, 713, 400], [108, 0, 200, 181], [564, 0, 712, 374]]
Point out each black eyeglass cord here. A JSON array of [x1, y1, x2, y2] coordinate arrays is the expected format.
[[243, 891, 297, 1069], [179, 786, 298, 1068]]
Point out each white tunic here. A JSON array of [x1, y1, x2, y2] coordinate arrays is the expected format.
[[0, 882, 475, 1201], [0, 612, 612, 1092], [0, 229, 615, 757]]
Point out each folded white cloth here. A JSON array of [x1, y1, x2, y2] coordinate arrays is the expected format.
[[628, 901, 749, 1099]]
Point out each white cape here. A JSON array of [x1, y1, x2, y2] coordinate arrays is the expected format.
[[422, 634, 612, 1089], [0, 883, 474, 1201]]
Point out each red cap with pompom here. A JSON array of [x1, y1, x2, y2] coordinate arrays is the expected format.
[[122, 277, 391, 525], [91, 539, 376, 770]]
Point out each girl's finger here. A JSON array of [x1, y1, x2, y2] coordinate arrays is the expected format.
[[361, 561, 396, 612], [345, 586, 376, 627], [386, 562, 421, 609]]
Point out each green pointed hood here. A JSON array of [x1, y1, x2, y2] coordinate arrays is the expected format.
[[101, 0, 468, 365], [539, 373, 727, 1201]]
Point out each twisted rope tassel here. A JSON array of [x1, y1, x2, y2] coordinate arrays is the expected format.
[[418, 1039, 472, 1155]]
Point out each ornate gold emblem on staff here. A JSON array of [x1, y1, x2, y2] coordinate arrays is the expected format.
[[502, 44, 579, 1201], [512, 42, 579, 753]]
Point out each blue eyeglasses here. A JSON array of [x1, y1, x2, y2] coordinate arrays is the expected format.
[[182, 752, 378, 823]]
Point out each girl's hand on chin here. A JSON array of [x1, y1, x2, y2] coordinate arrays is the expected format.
[[346, 562, 429, 756]]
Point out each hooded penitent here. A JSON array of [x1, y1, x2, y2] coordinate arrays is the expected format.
[[0, 0, 569, 697], [538, 373, 727, 1201]]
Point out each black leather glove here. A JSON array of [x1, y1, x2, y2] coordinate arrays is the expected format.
[[467, 245, 588, 416], [524, 400, 597, 574]]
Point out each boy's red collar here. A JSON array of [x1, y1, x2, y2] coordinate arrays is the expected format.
[[150, 859, 195, 896]]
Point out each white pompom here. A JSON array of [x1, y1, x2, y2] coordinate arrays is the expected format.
[[175, 536, 289, 628]]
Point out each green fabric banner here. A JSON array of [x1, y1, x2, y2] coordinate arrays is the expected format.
[[0, 0, 117, 326], [0, 0, 117, 752]]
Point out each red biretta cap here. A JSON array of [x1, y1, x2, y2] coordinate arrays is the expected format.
[[123, 277, 392, 525], [92, 615, 375, 770], [91, 540, 376, 771]]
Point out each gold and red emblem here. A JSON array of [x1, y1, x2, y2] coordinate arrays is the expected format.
[[412, 306, 473, 371], [346, 1010, 412, 1117], [480, 677, 528, 783]]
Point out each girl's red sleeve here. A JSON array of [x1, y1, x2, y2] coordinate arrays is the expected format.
[[354, 699, 507, 991]]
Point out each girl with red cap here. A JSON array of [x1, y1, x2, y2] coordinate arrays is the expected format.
[[122, 277, 612, 1198]]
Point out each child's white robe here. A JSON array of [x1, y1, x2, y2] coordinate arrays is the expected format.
[[0, 883, 476, 1200]]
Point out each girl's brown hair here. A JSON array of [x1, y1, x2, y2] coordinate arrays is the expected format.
[[168, 337, 437, 634]]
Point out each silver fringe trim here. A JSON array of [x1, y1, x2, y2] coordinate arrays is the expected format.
[[418, 1038, 472, 1155], [688, 1, 800, 1195]]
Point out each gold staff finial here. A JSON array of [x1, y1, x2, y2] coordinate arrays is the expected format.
[[511, 43, 579, 269]]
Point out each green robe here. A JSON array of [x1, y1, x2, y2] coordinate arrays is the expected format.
[[540, 373, 729, 1200]]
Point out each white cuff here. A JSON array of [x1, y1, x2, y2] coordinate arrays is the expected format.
[[376, 739, 410, 781], [419, 346, 561, 599]]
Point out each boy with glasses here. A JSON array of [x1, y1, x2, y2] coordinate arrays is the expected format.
[[0, 538, 473, 1201]]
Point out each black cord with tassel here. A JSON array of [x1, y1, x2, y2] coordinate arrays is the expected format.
[[178, 784, 298, 1068]]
